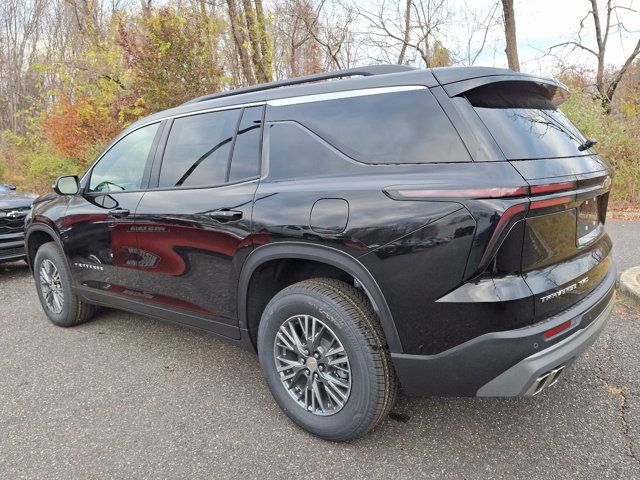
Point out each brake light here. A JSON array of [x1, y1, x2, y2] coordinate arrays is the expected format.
[[387, 181, 578, 201], [530, 181, 576, 195], [530, 196, 573, 210]]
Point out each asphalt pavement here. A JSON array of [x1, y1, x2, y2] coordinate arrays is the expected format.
[[0, 220, 639, 479], [607, 220, 639, 273]]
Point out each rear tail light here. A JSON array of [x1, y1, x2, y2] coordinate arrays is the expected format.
[[385, 182, 577, 204], [478, 203, 528, 267], [530, 196, 573, 210], [390, 186, 529, 200], [530, 181, 576, 195], [385, 180, 590, 275]]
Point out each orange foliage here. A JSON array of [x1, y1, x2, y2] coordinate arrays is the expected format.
[[41, 94, 121, 160]]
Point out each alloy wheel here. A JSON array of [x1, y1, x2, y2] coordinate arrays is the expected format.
[[39, 259, 64, 314], [274, 314, 352, 416]]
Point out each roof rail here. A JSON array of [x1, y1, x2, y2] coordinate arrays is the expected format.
[[182, 64, 416, 105]]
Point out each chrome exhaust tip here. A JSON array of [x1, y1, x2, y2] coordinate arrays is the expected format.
[[526, 365, 566, 396]]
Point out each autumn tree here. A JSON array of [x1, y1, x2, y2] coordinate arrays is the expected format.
[[118, 7, 226, 113], [359, 0, 453, 67], [0, 0, 48, 133], [272, 0, 323, 78], [457, 1, 500, 66], [551, 0, 640, 111]]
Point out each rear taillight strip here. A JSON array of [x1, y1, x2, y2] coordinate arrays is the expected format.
[[529, 181, 576, 195], [530, 196, 573, 210], [388, 181, 583, 202], [394, 186, 530, 199]]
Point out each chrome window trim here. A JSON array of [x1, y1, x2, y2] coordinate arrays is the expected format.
[[266, 85, 427, 107]]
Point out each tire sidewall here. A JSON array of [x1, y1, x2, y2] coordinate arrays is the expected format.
[[258, 288, 380, 440], [34, 243, 75, 327]]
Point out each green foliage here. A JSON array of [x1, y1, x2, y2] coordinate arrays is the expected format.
[[1, 129, 81, 192], [117, 7, 226, 114], [562, 88, 640, 205], [429, 40, 451, 68]]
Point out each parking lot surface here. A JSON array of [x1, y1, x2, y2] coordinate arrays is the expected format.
[[1, 221, 639, 479]]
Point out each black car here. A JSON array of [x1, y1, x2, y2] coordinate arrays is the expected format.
[[25, 65, 615, 441], [0, 184, 37, 263]]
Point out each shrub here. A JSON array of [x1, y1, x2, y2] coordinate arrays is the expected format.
[[562, 88, 640, 205]]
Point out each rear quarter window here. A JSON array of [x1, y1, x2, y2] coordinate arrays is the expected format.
[[267, 88, 470, 164]]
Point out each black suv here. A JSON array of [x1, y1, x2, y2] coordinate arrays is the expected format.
[[25, 65, 615, 441], [1, 184, 37, 263]]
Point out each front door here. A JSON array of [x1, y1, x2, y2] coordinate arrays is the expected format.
[[133, 106, 264, 338], [61, 122, 162, 296]]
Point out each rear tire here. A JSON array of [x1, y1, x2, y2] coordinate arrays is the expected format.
[[257, 278, 397, 441], [34, 242, 96, 327]]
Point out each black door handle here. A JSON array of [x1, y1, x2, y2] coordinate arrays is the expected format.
[[207, 210, 243, 221], [108, 208, 130, 218]]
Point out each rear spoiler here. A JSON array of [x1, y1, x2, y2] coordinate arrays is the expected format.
[[431, 68, 569, 108]]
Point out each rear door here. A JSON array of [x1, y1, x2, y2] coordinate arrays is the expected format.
[[133, 105, 264, 338]]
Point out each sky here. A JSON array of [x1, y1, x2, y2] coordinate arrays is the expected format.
[[455, 0, 640, 75]]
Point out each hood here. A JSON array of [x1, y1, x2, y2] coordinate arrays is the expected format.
[[0, 191, 39, 209]]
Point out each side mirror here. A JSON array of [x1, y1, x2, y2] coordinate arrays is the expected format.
[[53, 175, 80, 195]]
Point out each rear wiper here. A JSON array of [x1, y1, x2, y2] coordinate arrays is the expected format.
[[578, 138, 598, 151]]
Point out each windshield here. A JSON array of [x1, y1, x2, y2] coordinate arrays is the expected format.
[[473, 105, 591, 160]]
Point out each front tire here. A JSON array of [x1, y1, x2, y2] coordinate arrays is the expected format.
[[257, 278, 397, 441], [34, 242, 95, 327]]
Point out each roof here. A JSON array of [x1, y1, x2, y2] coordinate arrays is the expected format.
[[120, 65, 565, 138]]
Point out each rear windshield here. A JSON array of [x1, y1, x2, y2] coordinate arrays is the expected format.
[[474, 107, 588, 160], [465, 80, 589, 160]]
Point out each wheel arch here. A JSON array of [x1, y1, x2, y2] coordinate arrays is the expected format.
[[25, 223, 69, 274], [237, 242, 403, 353]]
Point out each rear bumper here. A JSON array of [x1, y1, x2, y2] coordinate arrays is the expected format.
[[476, 291, 613, 396], [391, 263, 616, 396]]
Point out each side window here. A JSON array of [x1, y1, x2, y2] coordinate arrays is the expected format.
[[159, 109, 240, 188], [268, 89, 471, 164], [229, 106, 263, 182], [267, 123, 360, 180], [89, 122, 159, 192]]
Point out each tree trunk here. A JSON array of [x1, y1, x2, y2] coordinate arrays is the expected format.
[[226, 0, 256, 85], [242, 0, 268, 83], [605, 37, 640, 112], [254, 0, 272, 81], [589, 0, 607, 103], [501, 0, 520, 72], [140, 0, 152, 17], [397, 0, 412, 64]]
